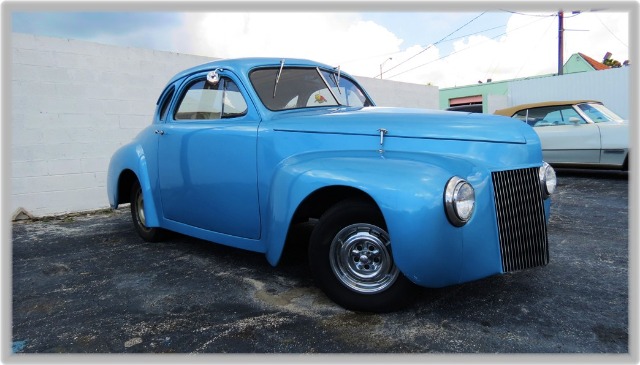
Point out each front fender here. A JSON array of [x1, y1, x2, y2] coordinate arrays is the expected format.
[[107, 142, 161, 227], [263, 151, 482, 277]]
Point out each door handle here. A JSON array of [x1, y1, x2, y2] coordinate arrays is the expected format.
[[154, 130, 165, 135]]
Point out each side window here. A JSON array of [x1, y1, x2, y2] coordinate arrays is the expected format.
[[523, 106, 586, 127], [544, 110, 563, 123], [222, 79, 248, 118], [175, 79, 223, 120], [158, 87, 175, 121], [542, 106, 584, 126], [174, 77, 247, 121], [513, 110, 537, 127]]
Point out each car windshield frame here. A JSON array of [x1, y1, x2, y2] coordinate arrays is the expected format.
[[249, 66, 372, 111]]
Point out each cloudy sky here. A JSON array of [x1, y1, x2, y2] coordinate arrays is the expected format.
[[11, 3, 632, 88]]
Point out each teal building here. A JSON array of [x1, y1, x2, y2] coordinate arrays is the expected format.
[[439, 53, 617, 113]]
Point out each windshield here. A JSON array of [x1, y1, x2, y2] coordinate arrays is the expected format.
[[249, 67, 372, 111], [577, 103, 624, 123]]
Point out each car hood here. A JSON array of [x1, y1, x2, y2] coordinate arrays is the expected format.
[[269, 107, 531, 144]]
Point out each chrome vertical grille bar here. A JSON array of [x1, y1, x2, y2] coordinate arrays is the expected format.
[[492, 167, 549, 272]]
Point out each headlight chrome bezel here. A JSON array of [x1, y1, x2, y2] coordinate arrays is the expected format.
[[538, 162, 557, 199], [444, 176, 475, 227]]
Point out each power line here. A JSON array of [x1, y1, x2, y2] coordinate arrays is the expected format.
[[344, 21, 506, 67], [499, 10, 556, 17], [377, 12, 486, 78], [595, 14, 628, 48], [514, 15, 556, 78], [563, 13, 583, 19], [385, 15, 551, 80], [499, 10, 581, 19], [445, 23, 506, 43]]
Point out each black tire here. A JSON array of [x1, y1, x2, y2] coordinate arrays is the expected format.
[[130, 180, 165, 242], [308, 200, 415, 312]]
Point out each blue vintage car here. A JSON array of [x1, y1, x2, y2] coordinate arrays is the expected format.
[[107, 57, 556, 312]]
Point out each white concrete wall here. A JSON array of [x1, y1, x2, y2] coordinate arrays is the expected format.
[[10, 33, 218, 217], [485, 94, 509, 114], [10, 33, 439, 218], [508, 67, 630, 119], [356, 77, 439, 109]]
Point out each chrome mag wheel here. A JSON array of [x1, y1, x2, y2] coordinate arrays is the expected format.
[[329, 223, 399, 294]]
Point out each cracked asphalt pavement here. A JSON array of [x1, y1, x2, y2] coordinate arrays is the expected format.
[[10, 169, 629, 356]]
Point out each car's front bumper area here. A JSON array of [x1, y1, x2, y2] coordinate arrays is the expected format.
[[390, 166, 550, 288]]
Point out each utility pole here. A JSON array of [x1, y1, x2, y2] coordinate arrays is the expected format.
[[558, 11, 564, 75], [380, 57, 392, 79]]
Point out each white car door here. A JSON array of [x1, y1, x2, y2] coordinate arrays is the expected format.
[[596, 122, 629, 165], [528, 105, 601, 164], [576, 102, 628, 167], [534, 123, 601, 164]]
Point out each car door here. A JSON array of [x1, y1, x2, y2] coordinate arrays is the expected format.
[[156, 72, 262, 239], [576, 102, 628, 166], [524, 105, 601, 164]]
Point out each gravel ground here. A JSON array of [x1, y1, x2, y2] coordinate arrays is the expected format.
[[9, 169, 631, 360]]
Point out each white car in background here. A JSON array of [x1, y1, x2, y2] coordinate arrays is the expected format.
[[495, 100, 628, 170]]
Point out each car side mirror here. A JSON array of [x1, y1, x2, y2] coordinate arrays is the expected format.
[[207, 69, 221, 85], [568, 117, 581, 124]]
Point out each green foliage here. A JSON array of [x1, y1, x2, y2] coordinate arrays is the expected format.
[[603, 58, 622, 68]]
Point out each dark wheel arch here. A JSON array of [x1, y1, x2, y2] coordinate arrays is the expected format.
[[117, 169, 138, 205], [130, 179, 166, 242]]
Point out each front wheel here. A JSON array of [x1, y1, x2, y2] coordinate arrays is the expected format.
[[130, 181, 165, 242], [309, 200, 415, 312]]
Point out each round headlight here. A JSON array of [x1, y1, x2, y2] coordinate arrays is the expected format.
[[539, 162, 557, 198], [444, 177, 475, 227]]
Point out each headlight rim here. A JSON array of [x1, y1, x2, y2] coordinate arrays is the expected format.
[[539, 162, 557, 199], [444, 176, 475, 227]]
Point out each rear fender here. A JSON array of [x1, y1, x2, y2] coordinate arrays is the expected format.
[[107, 143, 161, 227]]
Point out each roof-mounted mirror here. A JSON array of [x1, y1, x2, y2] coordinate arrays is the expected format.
[[207, 69, 221, 85]]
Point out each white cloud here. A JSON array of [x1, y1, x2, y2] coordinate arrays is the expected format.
[[378, 11, 630, 88], [178, 13, 403, 70], [167, 11, 629, 88], [375, 13, 562, 87], [562, 12, 629, 62]]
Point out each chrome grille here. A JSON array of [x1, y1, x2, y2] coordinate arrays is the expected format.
[[492, 167, 549, 272]]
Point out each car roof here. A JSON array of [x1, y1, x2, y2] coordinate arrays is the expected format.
[[166, 57, 339, 85], [494, 100, 601, 116]]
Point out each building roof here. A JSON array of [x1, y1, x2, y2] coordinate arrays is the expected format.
[[578, 53, 610, 71]]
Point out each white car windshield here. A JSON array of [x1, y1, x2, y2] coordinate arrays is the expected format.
[[577, 103, 624, 123]]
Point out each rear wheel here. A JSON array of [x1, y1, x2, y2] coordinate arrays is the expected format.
[[130, 181, 165, 242], [308, 200, 415, 312]]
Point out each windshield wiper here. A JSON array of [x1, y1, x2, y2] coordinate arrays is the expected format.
[[273, 59, 285, 98], [332, 65, 341, 94]]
